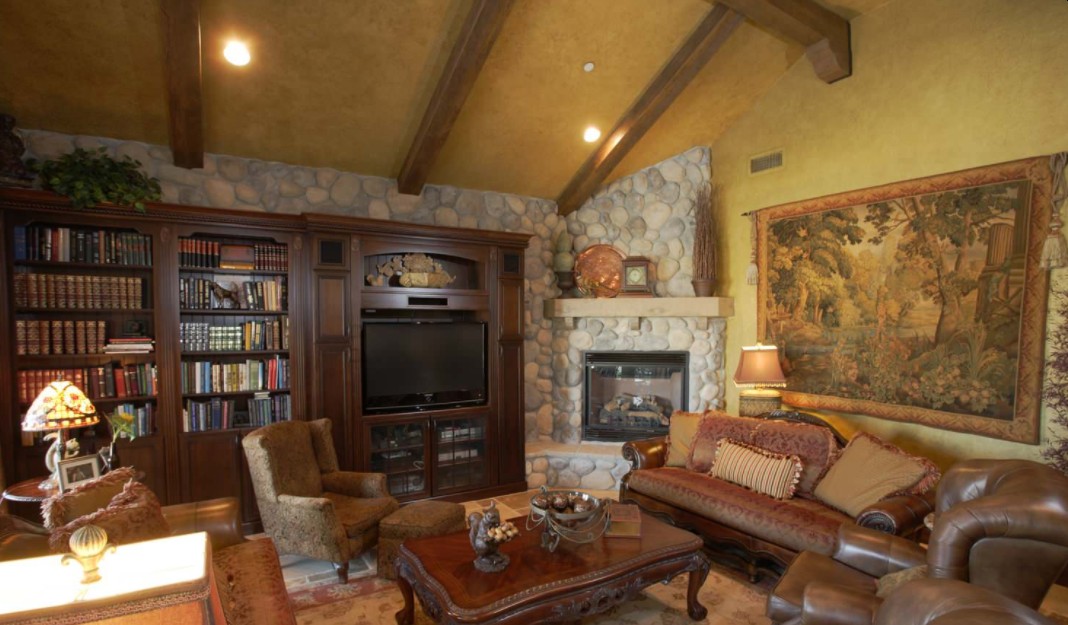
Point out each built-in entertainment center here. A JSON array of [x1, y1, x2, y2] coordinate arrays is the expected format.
[[0, 188, 530, 528]]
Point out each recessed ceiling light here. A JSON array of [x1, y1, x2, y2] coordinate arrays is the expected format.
[[223, 40, 251, 66], [583, 126, 601, 143], [583, 62, 595, 73]]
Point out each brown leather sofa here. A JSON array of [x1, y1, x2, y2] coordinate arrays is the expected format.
[[767, 459, 1068, 625], [875, 579, 1057, 625], [0, 497, 295, 625], [620, 411, 937, 580]]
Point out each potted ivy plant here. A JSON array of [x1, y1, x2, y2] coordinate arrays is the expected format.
[[28, 147, 161, 212]]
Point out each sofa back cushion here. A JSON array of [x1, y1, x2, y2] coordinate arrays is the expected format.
[[687, 412, 759, 473], [749, 418, 840, 495], [665, 411, 704, 467], [814, 432, 939, 517]]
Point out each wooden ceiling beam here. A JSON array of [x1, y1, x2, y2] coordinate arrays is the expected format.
[[713, 0, 851, 83], [161, 0, 204, 169], [397, 0, 516, 196], [555, 5, 743, 217]]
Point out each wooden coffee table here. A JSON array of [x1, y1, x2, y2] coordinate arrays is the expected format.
[[394, 512, 710, 624]]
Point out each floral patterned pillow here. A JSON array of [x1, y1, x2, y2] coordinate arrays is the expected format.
[[48, 480, 170, 552]]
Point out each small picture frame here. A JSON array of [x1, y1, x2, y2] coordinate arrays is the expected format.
[[58, 455, 101, 492]]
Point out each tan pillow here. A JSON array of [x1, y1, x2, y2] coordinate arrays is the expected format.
[[711, 439, 802, 500], [814, 433, 929, 517], [665, 411, 704, 467], [48, 481, 170, 552], [41, 466, 137, 530], [876, 565, 928, 598]]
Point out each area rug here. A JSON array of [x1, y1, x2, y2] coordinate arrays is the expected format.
[[293, 563, 771, 625]]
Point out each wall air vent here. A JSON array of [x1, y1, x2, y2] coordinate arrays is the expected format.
[[749, 150, 784, 175]]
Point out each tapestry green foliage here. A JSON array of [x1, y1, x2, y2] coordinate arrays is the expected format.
[[28, 147, 162, 212]]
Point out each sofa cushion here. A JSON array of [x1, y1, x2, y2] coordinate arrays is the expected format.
[[749, 419, 840, 495], [41, 466, 137, 530], [687, 412, 760, 473], [665, 411, 704, 467], [627, 467, 848, 555], [711, 439, 801, 500], [814, 432, 935, 517], [48, 480, 170, 552], [687, 412, 839, 495]]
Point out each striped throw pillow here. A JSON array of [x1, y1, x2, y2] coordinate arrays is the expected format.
[[711, 438, 802, 500]]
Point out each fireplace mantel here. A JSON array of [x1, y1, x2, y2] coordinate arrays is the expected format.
[[545, 297, 734, 329]]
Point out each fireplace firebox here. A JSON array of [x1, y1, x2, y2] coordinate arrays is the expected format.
[[583, 351, 689, 442]]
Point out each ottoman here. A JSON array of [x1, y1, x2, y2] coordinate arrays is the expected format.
[[378, 500, 466, 580]]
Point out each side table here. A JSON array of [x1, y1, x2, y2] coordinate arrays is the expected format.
[[2, 477, 56, 504]]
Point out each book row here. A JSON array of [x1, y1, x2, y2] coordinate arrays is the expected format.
[[14, 273, 145, 309], [179, 276, 287, 311], [179, 239, 289, 271], [183, 393, 291, 432], [109, 403, 155, 438], [180, 357, 290, 394], [17, 363, 158, 403], [15, 319, 106, 355], [179, 318, 289, 352], [14, 226, 152, 266]]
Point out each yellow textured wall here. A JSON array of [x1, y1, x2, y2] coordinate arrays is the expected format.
[[712, 0, 1068, 467]]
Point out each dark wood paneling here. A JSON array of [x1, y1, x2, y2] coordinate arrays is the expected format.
[[116, 438, 168, 503], [315, 344, 352, 468], [179, 431, 243, 506], [317, 275, 349, 339], [497, 340, 524, 485]]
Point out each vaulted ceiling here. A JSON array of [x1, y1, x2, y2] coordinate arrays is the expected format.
[[0, 0, 889, 209]]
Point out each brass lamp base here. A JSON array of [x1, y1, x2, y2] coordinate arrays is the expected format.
[[738, 389, 783, 417]]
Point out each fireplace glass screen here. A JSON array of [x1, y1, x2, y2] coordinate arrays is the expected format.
[[584, 351, 688, 442]]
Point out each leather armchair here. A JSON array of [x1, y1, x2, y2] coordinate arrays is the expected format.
[[242, 418, 399, 582], [767, 459, 1068, 625], [875, 579, 1057, 625]]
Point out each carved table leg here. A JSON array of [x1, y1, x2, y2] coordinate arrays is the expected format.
[[686, 552, 712, 620], [396, 573, 415, 625]]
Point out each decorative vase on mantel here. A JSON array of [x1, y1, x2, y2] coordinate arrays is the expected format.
[[692, 278, 715, 297]]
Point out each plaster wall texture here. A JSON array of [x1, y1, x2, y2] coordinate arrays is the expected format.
[[711, 0, 1068, 467]]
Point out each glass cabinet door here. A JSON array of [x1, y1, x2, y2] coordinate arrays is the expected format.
[[433, 416, 487, 492], [369, 421, 428, 498]]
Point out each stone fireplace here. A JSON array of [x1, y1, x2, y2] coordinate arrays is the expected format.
[[583, 351, 688, 442]]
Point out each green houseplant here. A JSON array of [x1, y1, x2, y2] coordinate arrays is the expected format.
[[28, 147, 161, 212]]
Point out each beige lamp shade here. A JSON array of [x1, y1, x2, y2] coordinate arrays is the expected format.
[[733, 344, 786, 389], [22, 381, 99, 432]]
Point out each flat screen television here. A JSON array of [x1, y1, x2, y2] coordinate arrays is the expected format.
[[361, 321, 487, 413]]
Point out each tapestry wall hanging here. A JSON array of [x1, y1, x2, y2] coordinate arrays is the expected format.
[[757, 157, 1056, 443]]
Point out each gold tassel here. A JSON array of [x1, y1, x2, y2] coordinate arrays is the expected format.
[[1044, 153, 1068, 270]]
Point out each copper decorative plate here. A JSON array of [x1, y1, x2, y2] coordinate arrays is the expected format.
[[574, 244, 625, 298]]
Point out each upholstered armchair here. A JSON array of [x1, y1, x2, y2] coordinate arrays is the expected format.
[[242, 419, 399, 582], [767, 459, 1068, 625]]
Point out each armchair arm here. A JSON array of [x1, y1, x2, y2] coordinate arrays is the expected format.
[[321, 471, 390, 498], [0, 515, 51, 562], [622, 436, 667, 471], [162, 497, 243, 550], [274, 494, 349, 564], [857, 490, 936, 539], [801, 582, 882, 625], [833, 523, 927, 579], [874, 579, 1058, 625]]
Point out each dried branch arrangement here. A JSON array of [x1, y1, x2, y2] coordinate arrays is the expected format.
[[693, 183, 716, 280]]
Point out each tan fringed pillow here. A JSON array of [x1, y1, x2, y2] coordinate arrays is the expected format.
[[711, 438, 802, 500], [41, 466, 137, 530], [814, 432, 935, 517], [876, 565, 928, 598], [48, 481, 170, 552], [665, 411, 704, 467]]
